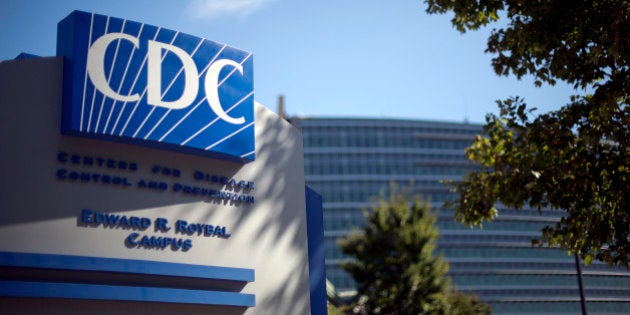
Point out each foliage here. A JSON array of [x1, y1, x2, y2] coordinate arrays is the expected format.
[[447, 288, 492, 315], [339, 190, 490, 314], [328, 303, 346, 315], [426, 1, 630, 266]]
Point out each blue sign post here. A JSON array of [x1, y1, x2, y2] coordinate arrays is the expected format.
[[57, 11, 255, 163], [0, 10, 326, 314]]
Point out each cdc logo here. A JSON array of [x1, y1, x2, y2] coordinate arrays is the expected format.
[[57, 11, 255, 163]]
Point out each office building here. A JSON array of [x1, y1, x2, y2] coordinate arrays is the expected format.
[[293, 117, 630, 314]]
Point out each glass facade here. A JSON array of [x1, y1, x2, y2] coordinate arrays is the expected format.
[[293, 117, 630, 314]]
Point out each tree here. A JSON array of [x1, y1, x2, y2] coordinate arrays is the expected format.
[[339, 191, 490, 314], [447, 288, 493, 315], [426, 0, 630, 266]]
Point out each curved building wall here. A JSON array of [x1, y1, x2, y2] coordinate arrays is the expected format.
[[294, 117, 630, 314]]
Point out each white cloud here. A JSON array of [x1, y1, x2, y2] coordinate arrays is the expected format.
[[185, 0, 274, 20]]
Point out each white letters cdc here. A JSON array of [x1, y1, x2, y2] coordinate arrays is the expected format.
[[86, 32, 245, 125]]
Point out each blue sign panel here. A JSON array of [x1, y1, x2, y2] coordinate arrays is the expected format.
[[57, 11, 255, 163]]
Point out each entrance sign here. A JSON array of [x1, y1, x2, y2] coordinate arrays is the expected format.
[[0, 10, 325, 315], [58, 11, 255, 163]]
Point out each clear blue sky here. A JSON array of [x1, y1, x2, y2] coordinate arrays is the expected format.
[[0, 0, 579, 123]]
